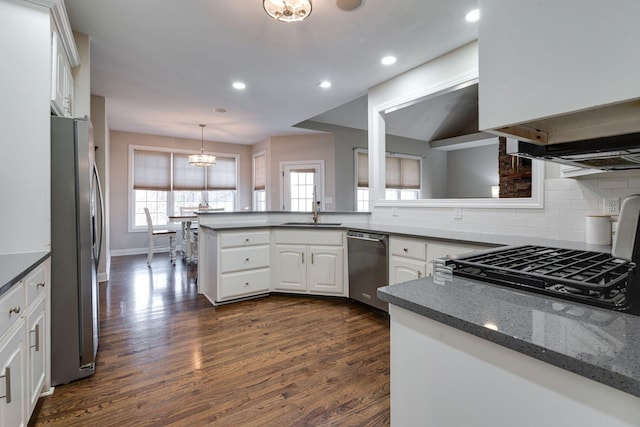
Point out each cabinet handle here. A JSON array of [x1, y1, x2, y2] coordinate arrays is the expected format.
[[311, 253, 314, 265], [30, 324, 40, 352], [301, 252, 304, 264], [37, 282, 46, 288], [0, 367, 11, 403], [418, 271, 422, 279], [403, 248, 408, 253], [8, 306, 20, 315]]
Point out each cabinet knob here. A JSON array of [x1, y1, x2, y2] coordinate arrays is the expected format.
[[245, 238, 250, 243], [36, 282, 46, 288], [245, 282, 250, 286], [9, 306, 20, 315], [403, 248, 408, 253], [245, 258, 250, 262]]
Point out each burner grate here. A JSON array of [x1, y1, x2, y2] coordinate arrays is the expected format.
[[451, 245, 631, 293]]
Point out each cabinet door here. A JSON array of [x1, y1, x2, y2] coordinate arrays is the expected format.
[[390, 257, 426, 284], [0, 325, 26, 427], [272, 245, 306, 292], [25, 299, 46, 416], [307, 246, 344, 295]]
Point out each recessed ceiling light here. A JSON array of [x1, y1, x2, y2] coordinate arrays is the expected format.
[[381, 56, 396, 66], [232, 82, 246, 90], [213, 108, 227, 113], [336, 0, 364, 12], [319, 81, 332, 89], [465, 9, 479, 22]]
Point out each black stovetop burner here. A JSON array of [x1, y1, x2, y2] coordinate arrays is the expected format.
[[447, 245, 640, 315]]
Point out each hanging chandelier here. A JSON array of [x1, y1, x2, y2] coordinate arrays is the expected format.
[[263, 0, 312, 23], [189, 124, 216, 167]]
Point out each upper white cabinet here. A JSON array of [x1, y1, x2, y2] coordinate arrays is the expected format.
[[478, 0, 640, 144], [50, 30, 74, 117]]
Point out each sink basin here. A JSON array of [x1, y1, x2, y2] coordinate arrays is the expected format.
[[280, 222, 342, 227]]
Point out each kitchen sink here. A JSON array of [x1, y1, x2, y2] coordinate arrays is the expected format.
[[280, 222, 342, 227]]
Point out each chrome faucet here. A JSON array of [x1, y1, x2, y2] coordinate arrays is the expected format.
[[312, 200, 320, 223]]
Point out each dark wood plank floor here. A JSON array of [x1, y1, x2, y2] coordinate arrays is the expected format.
[[29, 255, 390, 426]]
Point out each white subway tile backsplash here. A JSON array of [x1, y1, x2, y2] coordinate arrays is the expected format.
[[372, 174, 640, 243]]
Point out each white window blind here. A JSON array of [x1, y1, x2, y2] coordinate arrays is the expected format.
[[172, 153, 206, 191], [207, 156, 237, 190], [254, 153, 266, 190], [357, 151, 420, 189], [133, 150, 171, 191]]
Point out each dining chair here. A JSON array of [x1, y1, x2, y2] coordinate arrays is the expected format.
[[143, 207, 176, 267]]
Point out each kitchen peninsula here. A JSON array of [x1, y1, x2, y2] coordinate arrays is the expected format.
[[378, 276, 640, 427]]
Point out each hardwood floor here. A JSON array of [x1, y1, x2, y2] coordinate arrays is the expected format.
[[29, 255, 390, 426]]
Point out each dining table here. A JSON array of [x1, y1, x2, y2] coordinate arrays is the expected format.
[[168, 213, 198, 263]]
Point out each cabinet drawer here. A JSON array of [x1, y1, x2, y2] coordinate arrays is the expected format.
[[390, 237, 427, 260], [25, 264, 46, 307], [219, 268, 270, 300], [220, 246, 270, 273], [219, 230, 270, 248], [0, 282, 25, 338]]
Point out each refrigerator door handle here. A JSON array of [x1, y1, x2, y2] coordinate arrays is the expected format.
[[92, 162, 105, 269]]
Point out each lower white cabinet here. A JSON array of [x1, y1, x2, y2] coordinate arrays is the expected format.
[[0, 257, 49, 427], [272, 230, 346, 296], [389, 236, 492, 284], [198, 228, 271, 304]]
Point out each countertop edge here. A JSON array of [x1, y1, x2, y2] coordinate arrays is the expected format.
[[0, 251, 51, 297], [378, 283, 640, 398]]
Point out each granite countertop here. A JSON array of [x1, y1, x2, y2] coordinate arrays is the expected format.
[[198, 220, 612, 253], [377, 275, 640, 398], [0, 251, 51, 297]]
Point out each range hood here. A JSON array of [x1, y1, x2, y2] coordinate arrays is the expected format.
[[507, 132, 640, 170]]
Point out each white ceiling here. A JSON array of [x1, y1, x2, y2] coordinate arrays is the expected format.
[[64, 0, 479, 145]]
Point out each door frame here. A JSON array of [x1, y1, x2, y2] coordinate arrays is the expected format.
[[279, 160, 325, 211]]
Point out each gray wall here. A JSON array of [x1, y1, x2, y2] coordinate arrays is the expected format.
[[446, 143, 499, 198]]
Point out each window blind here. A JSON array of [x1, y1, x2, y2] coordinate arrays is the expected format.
[[357, 151, 420, 189], [133, 150, 171, 191], [173, 153, 206, 191], [207, 156, 237, 190], [254, 154, 266, 190]]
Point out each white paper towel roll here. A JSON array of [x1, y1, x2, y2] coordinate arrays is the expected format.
[[586, 215, 612, 245]]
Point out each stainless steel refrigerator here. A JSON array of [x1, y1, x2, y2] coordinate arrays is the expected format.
[[51, 116, 104, 386]]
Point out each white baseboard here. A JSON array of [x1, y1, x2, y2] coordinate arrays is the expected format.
[[110, 246, 182, 257]]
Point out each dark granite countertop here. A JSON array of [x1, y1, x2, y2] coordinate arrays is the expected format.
[[378, 276, 640, 398], [0, 251, 50, 297]]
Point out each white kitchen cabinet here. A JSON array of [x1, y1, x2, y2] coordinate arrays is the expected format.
[[272, 230, 346, 296], [478, 0, 640, 144], [24, 298, 45, 417], [198, 228, 271, 304], [50, 30, 74, 117], [390, 236, 490, 283], [425, 242, 487, 276], [389, 237, 427, 284], [0, 322, 26, 427]]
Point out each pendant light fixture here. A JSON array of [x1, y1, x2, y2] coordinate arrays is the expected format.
[[263, 0, 312, 23], [189, 124, 216, 167]]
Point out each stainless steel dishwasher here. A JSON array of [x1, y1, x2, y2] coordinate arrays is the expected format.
[[347, 230, 389, 312]]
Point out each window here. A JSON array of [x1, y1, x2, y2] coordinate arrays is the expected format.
[[130, 146, 238, 230], [356, 150, 421, 211], [281, 161, 324, 212], [253, 152, 266, 211]]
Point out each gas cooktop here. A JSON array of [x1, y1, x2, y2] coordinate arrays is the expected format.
[[446, 245, 639, 315]]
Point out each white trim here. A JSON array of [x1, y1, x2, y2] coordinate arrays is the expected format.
[[370, 73, 545, 210], [27, 0, 81, 66], [280, 160, 325, 211]]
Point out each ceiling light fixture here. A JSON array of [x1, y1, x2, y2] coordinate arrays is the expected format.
[[465, 9, 480, 22], [381, 56, 396, 65], [319, 80, 332, 89], [263, 0, 312, 23], [189, 124, 216, 167], [232, 81, 246, 90], [336, 0, 364, 12]]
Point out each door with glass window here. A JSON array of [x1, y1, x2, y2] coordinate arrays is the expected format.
[[281, 162, 323, 212]]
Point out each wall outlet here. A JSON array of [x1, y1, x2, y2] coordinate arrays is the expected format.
[[604, 197, 620, 215], [453, 207, 463, 219]]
